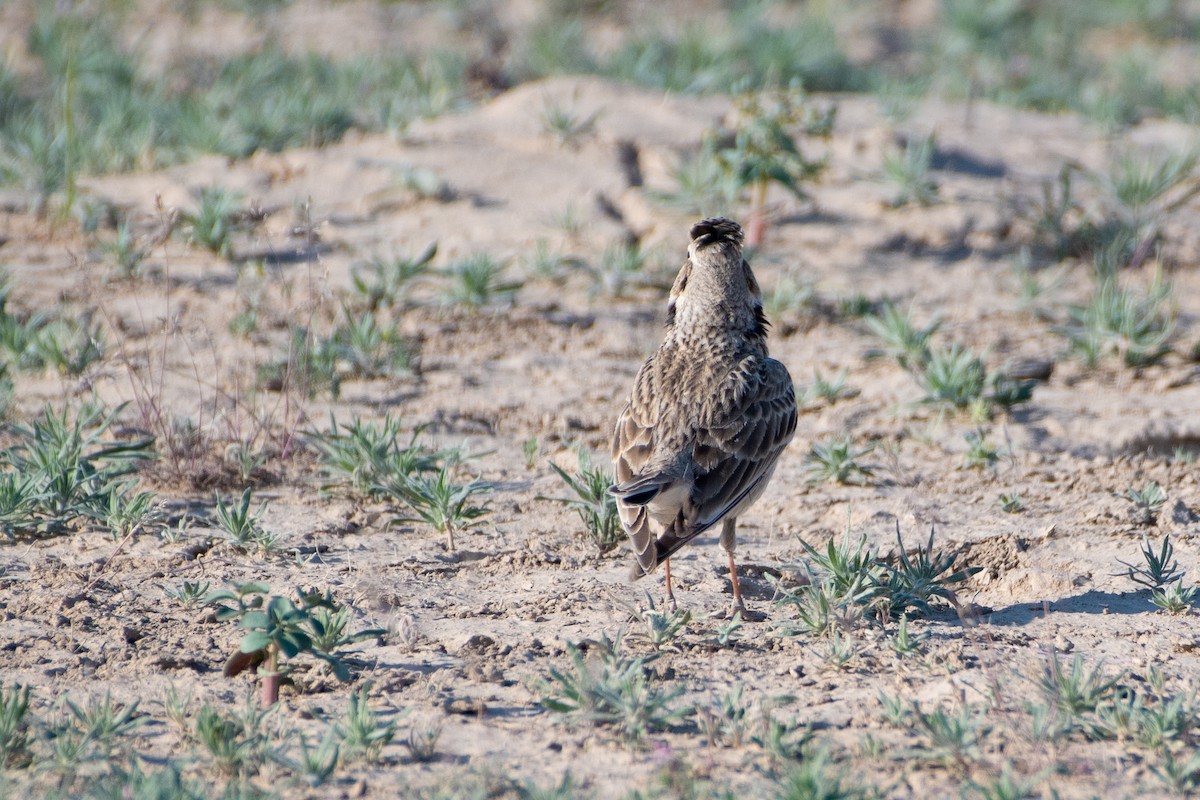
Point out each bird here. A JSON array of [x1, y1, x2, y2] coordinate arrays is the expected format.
[[608, 217, 797, 618]]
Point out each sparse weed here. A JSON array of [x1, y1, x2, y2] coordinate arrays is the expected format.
[[276, 730, 340, 787], [351, 242, 437, 310], [1065, 272, 1174, 368], [654, 146, 743, 216], [715, 618, 743, 647], [1116, 481, 1167, 525], [1117, 533, 1183, 590], [206, 582, 381, 705], [763, 272, 816, 322], [308, 414, 442, 497], [186, 187, 243, 258], [540, 96, 600, 146], [443, 254, 519, 309], [405, 719, 442, 763], [998, 492, 1024, 513], [962, 763, 1043, 800], [337, 683, 396, 764], [214, 488, 272, 553], [1038, 653, 1121, 719], [165, 580, 211, 609], [0, 684, 31, 768], [889, 614, 927, 657], [962, 429, 1000, 470], [193, 705, 259, 777], [919, 344, 986, 409], [545, 457, 622, 553], [636, 600, 691, 653], [875, 526, 980, 620], [65, 693, 144, 747], [101, 219, 148, 278], [395, 165, 455, 202], [773, 747, 865, 800], [697, 684, 751, 748], [539, 634, 688, 742], [522, 437, 540, 469], [589, 242, 649, 298], [883, 133, 939, 207], [1152, 580, 1196, 614], [1152, 747, 1200, 795], [865, 303, 939, 372], [0, 405, 153, 537], [805, 435, 875, 485], [907, 701, 989, 769], [713, 84, 835, 246], [382, 465, 491, 551], [798, 369, 859, 407], [100, 484, 161, 541]]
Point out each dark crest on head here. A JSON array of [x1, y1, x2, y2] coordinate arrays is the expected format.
[[689, 218, 744, 249]]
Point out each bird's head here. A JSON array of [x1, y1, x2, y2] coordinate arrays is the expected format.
[[667, 217, 765, 336]]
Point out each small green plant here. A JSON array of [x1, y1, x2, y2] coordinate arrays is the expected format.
[[276, 730, 340, 787], [962, 763, 1043, 800], [715, 618, 742, 647], [636, 599, 691, 653], [0, 404, 153, 536], [763, 271, 816, 322], [539, 634, 688, 742], [713, 84, 835, 247], [65, 692, 144, 747], [405, 719, 442, 763], [889, 614, 927, 657], [1151, 580, 1196, 614], [540, 95, 600, 146], [544, 457, 623, 553], [804, 435, 875, 485], [351, 242, 437, 310], [382, 465, 491, 551], [1116, 481, 1167, 525], [336, 683, 396, 764], [906, 701, 989, 769], [865, 303, 940, 372], [308, 414, 442, 497], [963, 429, 1001, 469], [875, 525, 980, 620], [998, 492, 1024, 513], [522, 437, 540, 469], [214, 488, 272, 553], [697, 684, 751, 748], [443, 254, 519, 309], [100, 484, 161, 541], [798, 369, 859, 407], [918, 344, 985, 409], [1038, 653, 1121, 719], [1065, 272, 1174, 367], [193, 705, 259, 777], [186, 187, 244, 257], [206, 582, 381, 706], [0, 684, 32, 768], [333, 308, 414, 379], [654, 147, 743, 216], [589, 241, 649, 298], [773, 748, 865, 800], [1117, 533, 1183, 590], [883, 133, 939, 207], [101, 219, 149, 278], [1152, 747, 1200, 795], [165, 580, 211, 609]]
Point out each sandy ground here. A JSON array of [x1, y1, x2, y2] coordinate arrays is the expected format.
[[1, 69, 1200, 797]]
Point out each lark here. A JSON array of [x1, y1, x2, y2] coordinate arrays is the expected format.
[[609, 217, 797, 618]]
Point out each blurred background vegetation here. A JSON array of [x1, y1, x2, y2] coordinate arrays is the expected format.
[[1, 0, 1198, 196]]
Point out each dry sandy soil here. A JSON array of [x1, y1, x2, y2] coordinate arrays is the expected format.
[[2, 44, 1200, 800]]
